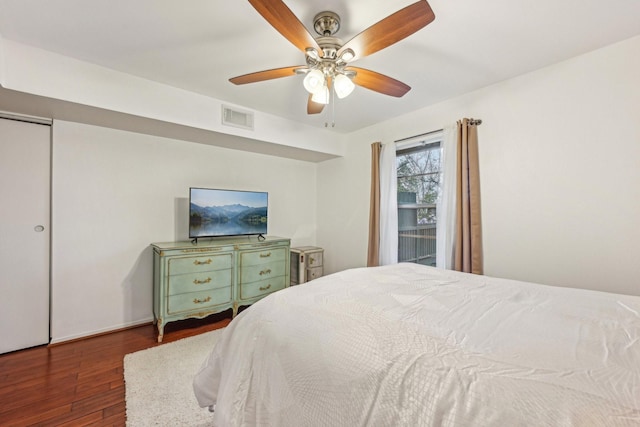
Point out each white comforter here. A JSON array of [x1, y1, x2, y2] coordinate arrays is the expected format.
[[193, 263, 640, 426]]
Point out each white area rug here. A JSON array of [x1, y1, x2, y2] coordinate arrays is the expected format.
[[124, 328, 225, 426]]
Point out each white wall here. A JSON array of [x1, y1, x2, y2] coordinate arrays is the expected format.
[[0, 34, 5, 85], [51, 120, 318, 342], [318, 35, 640, 296], [316, 140, 373, 274]]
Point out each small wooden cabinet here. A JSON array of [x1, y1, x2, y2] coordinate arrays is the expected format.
[[290, 246, 324, 285], [152, 236, 290, 342]]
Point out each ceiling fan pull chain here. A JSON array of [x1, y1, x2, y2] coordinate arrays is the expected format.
[[331, 86, 336, 127]]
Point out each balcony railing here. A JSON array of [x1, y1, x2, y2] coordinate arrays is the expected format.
[[398, 223, 436, 266]]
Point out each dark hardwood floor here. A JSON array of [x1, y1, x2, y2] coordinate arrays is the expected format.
[[0, 312, 232, 426]]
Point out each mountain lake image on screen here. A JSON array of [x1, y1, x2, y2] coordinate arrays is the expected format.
[[189, 188, 268, 238]]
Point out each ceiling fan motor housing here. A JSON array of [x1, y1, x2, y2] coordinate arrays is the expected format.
[[315, 36, 343, 59], [306, 35, 349, 79]]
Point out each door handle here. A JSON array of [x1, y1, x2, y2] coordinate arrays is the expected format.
[[34, 225, 45, 232]]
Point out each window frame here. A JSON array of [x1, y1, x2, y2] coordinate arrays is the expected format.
[[395, 133, 443, 266]]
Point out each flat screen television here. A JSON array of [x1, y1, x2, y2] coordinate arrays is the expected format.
[[189, 187, 268, 239]]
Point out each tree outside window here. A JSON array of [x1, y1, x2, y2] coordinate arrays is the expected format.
[[396, 142, 442, 265]]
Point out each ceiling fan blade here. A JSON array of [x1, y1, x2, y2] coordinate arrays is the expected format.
[[229, 66, 305, 85], [307, 94, 325, 114], [347, 67, 411, 97], [249, 0, 323, 56], [338, 1, 435, 62]]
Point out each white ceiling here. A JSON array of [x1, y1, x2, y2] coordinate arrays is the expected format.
[[0, 0, 639, 133]]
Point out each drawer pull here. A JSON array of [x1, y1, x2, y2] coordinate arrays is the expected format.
[[259, 252, 271, 258], [309, 257, 315, 265], [194, 259, 212, 266], [259, 284, 271, 291], [193, 277, 212, 285], [193, 296, 211, 304], [259, 268, 272, 276]]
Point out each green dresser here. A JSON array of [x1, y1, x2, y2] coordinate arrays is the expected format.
[[151, 236, 290, 342]]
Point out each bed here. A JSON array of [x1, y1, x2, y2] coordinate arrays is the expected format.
[[193, 263, 640, 426]]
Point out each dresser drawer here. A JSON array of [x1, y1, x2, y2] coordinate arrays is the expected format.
[[167, 268, 232, 296], [306, 251, 323, 267], [239, 276, 286, 300], [167, 287, 232, 314], [168, 253, 232, 276], [307, 266, 323, 281], [239, 247, 286, 267], [238, 262, 285, 285]]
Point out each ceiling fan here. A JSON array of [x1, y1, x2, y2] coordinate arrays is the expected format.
[[230, 0, 436, 116]]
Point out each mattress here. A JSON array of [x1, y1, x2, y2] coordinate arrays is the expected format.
[[193, 263, 640, 426]]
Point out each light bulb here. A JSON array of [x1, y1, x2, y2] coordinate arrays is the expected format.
[[334, 74, 355, 99], [303, 69, 325, 94], [311, 85, 330, 104]]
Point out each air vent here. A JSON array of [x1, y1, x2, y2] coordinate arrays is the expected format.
[[222, 105, 254, 131]]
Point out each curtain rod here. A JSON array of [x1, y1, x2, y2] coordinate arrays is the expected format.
[[394, 128, 443, 143], [394, 119, 483, 144]]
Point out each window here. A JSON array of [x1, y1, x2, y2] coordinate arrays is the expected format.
[[396, 139, 442, 265]]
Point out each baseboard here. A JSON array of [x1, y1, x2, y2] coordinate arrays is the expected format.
[[48, 317, 154, 346]]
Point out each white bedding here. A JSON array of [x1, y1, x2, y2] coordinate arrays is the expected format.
[[193, 263, 640, 426]]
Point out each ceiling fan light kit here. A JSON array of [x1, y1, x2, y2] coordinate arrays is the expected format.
[[311, 85, 330, 105], [232, 0, 436, 123], [334, 74, 355, 99], [302, 69, 325, 95]]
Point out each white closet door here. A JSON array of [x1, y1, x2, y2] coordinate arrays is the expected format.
[[0, 118, 51, 354]]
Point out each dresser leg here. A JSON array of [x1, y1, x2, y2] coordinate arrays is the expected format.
[[232, 302, 238, 318], [157, 319, 164, 343]]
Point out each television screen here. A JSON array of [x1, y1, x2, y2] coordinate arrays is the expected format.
[[189, 188, 268, 238]]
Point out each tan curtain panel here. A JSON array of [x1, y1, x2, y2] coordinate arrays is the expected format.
[[367, 142, 382, 267], [454, 119, 483, 274]]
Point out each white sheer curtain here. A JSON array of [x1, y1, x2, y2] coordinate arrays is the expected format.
[[379, 142, 398, 265], [436, 125, 457, 269]]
